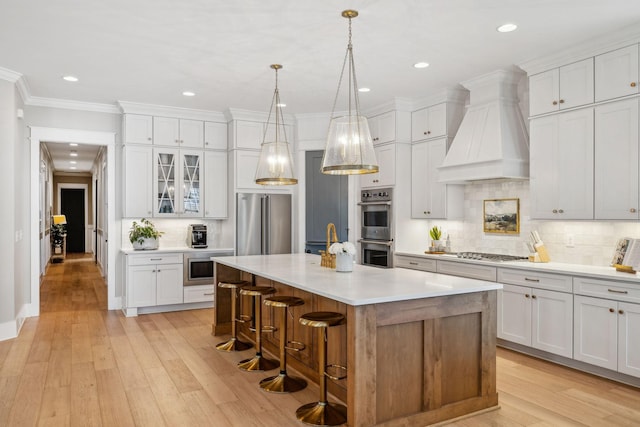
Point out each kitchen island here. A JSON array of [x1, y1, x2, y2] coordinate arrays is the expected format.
[[212, 253, 502, 426]]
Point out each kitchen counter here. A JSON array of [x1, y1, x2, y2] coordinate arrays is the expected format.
[[396, 251, 640, 284], [121, 246, 234, 254], [212, 253, 499, 427]]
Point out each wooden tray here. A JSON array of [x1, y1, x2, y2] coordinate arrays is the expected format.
[[425, 251, 446, 254]]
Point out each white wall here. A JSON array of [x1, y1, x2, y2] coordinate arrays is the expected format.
[[397, 180, 640, 267]]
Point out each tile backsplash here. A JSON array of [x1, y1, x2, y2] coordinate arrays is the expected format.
[[121, 218, 233, 250], [397, 180, 640, 267]]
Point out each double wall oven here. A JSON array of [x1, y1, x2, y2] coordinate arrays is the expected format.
[[359, 188, 393, 268]]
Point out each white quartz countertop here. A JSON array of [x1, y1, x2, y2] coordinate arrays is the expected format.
[[122, 247, 234, 255], [211, 253, 501, 306], [396, 251, 640, 285]]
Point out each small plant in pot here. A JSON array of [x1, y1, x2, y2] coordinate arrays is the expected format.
[[429, 226, 442, 251], [129, 218, 163, 250]]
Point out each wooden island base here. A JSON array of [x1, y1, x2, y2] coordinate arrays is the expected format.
[[213, 263, 498, 426]]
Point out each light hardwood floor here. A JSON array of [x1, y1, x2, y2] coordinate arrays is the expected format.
[[1, 258, 640, 426]]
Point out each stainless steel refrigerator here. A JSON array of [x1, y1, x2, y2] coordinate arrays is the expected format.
[[236, 193, 292, 256]]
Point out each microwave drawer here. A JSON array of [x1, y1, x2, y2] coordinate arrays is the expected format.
[[497, 268, 572, 293], [127, 253, 183, 266]]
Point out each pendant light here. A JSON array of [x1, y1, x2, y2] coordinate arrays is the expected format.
[[255, 64, 298, 185], [321, 10, 378, 175]]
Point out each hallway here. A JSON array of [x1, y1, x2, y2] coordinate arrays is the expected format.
[[1, 260, 640, 426]]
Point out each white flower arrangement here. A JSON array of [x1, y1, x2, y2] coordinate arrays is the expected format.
[[328, 241, 356, 255]]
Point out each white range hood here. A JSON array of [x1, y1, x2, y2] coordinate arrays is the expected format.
[[438, 69, 529, 183]]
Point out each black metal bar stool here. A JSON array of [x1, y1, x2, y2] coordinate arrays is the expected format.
[[296, 311, 347, 426], [237, 286, 278, 372], [260, 296, 307, 393], [216, 280, 252, 352]]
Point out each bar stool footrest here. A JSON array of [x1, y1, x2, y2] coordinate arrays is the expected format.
[[324, 364, 347, 381], [284, 340, 306, 352], [237, 314, 252, 323], [248, 325, 277, 333]]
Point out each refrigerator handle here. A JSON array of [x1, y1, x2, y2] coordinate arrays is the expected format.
[[261, 195, 269, 254]]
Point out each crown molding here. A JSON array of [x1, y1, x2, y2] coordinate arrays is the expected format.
[[363, 97, 414, 116], [0, 66, 21, 83], [28, 96, 120, 114], [412, 86, 469, 110], [224, 108, 296, 126], [118, 101, 227, 122], [519, 24, 640, 75]]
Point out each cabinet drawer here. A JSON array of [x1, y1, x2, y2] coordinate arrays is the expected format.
[[184, 285, 215, 303], [574, 277, 640, 304], [437, 260, 496, 282], [395, 255, 437, 272], [127, 253, 183, 266], [497, 268, 573, 293]]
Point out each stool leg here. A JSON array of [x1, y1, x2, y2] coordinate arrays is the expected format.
[[260, 306, 307, 393], [296, 327, 347, 426], [216, 287, 251, 352], [238, 295, 278, 371]]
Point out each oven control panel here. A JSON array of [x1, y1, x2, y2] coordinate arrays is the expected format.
[[360, 187, 392, 203]]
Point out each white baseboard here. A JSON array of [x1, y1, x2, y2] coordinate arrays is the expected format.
[[0, 320, 17, 342]]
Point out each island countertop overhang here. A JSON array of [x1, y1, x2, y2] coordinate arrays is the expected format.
[[211, 253, 502, 306]]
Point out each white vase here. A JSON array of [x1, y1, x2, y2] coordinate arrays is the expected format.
[[336, 252, 353, 272], [132, 237, 158, 250]]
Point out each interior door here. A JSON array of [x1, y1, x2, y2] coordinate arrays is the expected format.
[[61, 188, 85, 253]]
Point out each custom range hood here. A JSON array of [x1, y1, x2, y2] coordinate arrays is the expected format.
[[438, 69, 529, 183]]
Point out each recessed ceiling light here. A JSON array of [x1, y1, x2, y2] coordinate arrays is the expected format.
[[70, 151, 78, 157], [70, 166, 77, 170], [497, 23, 517, 33], [62, 75, 79, 82], [70, 160, 77, 164], [182, 91, 195, 97], [358, 87, 370, 93], [414, 62, 430, 69], [276, 103, 286, 107], [69, 143, 78, 147]]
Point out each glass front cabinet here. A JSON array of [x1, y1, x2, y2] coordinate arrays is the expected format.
[[154, 148, 203, 217]]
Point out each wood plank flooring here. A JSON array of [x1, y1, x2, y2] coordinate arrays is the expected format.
[[1, 257, 640, 426]]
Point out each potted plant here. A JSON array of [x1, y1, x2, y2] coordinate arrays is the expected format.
[[51, 223, 66, 255], [429, 226, 442, 250], [129, 218, 163, 250]]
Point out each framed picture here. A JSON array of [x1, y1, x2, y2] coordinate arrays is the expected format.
[[483, 198, 520, 234]]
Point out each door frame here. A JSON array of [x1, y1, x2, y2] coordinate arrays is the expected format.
[[30, 127, 118, 316], [58, 183, 89, 253]]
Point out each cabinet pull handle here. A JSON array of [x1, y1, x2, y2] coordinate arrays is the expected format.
[[619, 309, 625, 315], [150, 258, 162, 261], [608, 289, 628, 294], [409, 262, 418, 265], [632, 82, 637, 87], [609, 308, 615, 313], [552, 100, 558, 106], [559, 99, 565, 104], [204, 292, 214, 296], [524, 277, 540, 282], [525, 294, 530, 298]]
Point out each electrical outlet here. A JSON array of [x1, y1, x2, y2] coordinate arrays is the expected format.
[[566, 234, 575, 248]]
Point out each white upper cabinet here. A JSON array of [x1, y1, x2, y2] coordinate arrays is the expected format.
[[594, 99, 639, 219], [529, 58, 594, 116], [232, 120, 264, 150], [234, 150, 261, 189], [411, 138, 463, 219], [530, 108, 594, 219], [361, 144, 396, 188], [123, 145, 153, 218], [204, 121, 228, 150], [203, 150, 228, 218], [369, 111, 396, 145], [595, 44, 640, 102], [124, 114, 153, 145], [153, 117, 204, 148], [411, 103, 447, 142], [154, 148, 203, 217]]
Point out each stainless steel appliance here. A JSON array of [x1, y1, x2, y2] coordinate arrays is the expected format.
[[456, 252, 528, 262], [358, 188, 393, 268], [236, 193, 292, 256], [184, 251, 215, 286], [188, 224, 208, 248]]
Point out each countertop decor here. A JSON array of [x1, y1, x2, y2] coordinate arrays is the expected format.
[[128, 218, 163, 250]]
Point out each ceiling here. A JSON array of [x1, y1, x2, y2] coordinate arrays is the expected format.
[[43, 141, 101, 173], [3, 1, 640, 172]]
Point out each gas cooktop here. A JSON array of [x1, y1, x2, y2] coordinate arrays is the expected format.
[[455, 252, 528, 262]]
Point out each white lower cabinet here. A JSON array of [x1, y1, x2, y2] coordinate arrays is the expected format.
[[498, 284, 573, 358], [125, 253, 184, 313], [574, 295, 640, 377]]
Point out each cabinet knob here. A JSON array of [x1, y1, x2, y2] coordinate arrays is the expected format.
[[609, 308, 615, 313], [552, 101, 558, 106], [423, 131, 427, 135], [632, 82, 637, 88], [147, 137, 152, 141], [559, 99, 565, 104], [619, 309, 625, 315], [552, 209, 558, 213], [157, 269, 161, 273], [531, 295, 537, 299], [631, 208, 637, 213], [205, 141, 209, 145], [525, 294, 530, 298], [558, 209, 564, 213], [424, 211, 431, 215]]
